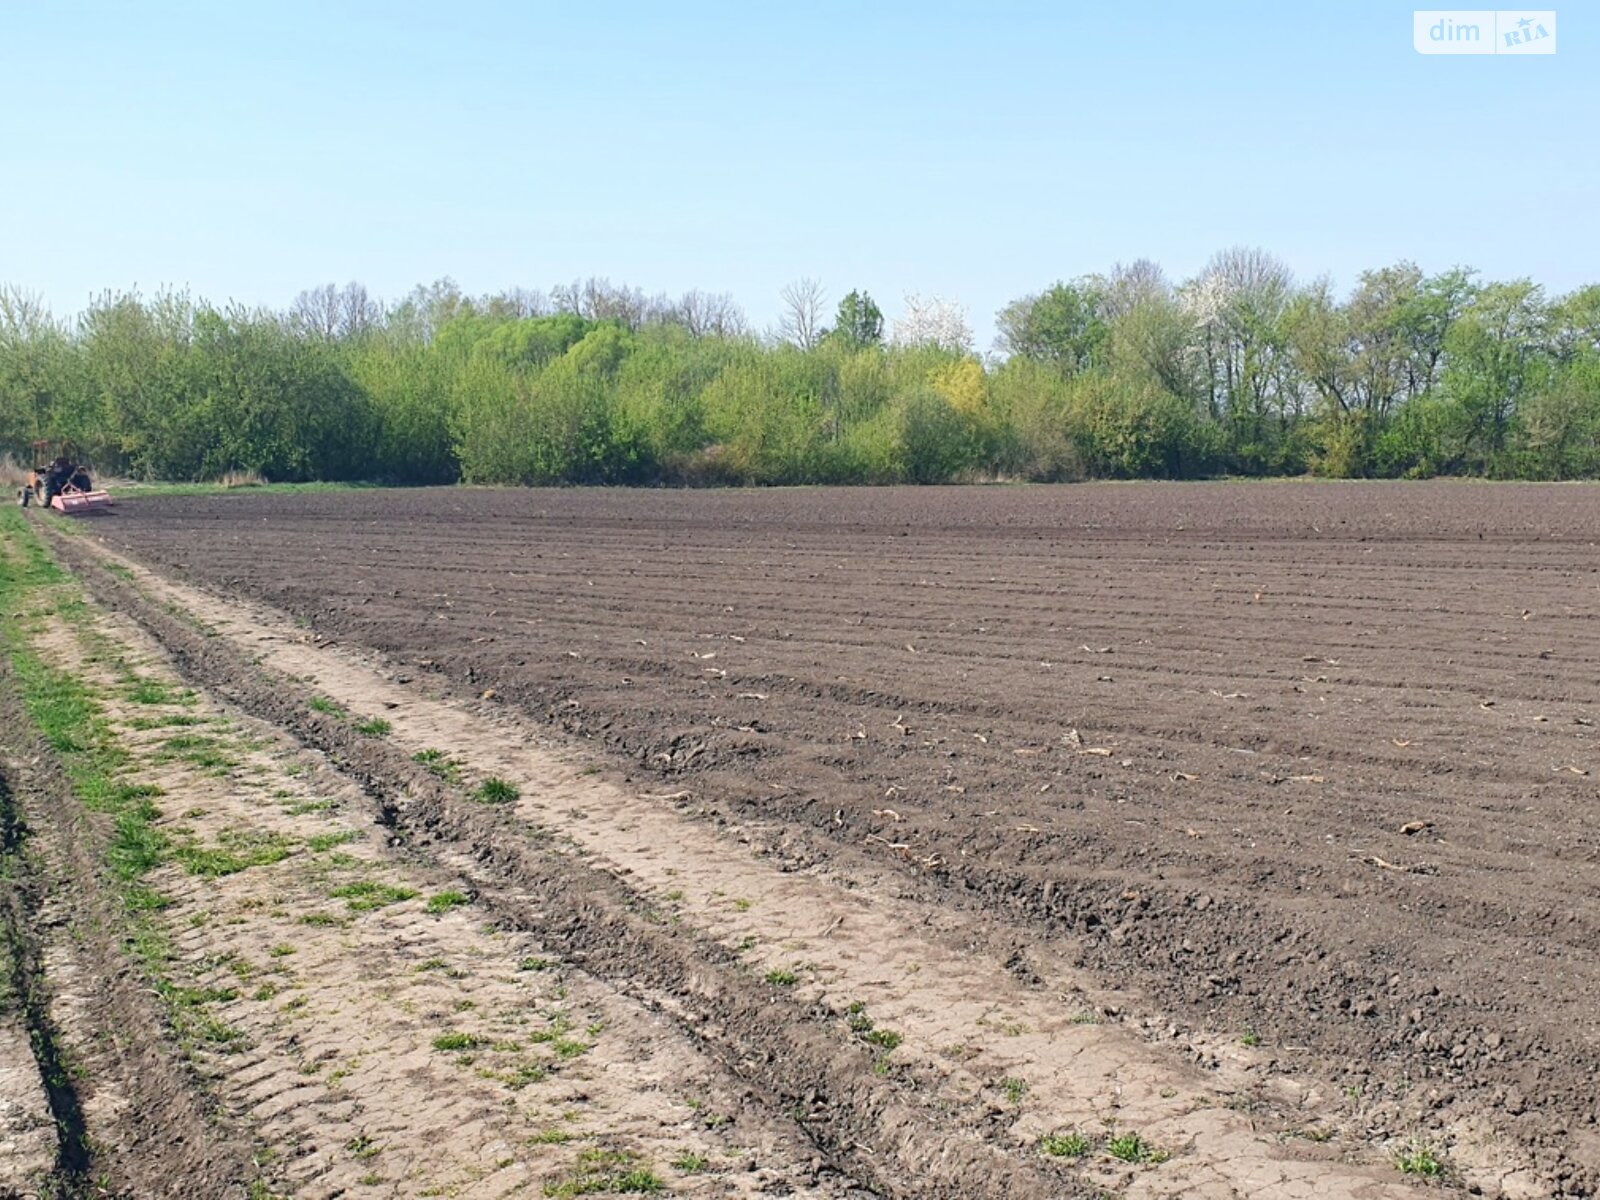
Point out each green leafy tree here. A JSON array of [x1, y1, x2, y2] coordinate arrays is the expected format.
[[1184, 247, 1302, 472], [1065, 371, 1197, 478], [1399, 267, 1478, 399], [79, 289, 205, 478], [898, 386, 977, 483], [1551, 284, 1600, 364], [996, 281, 1106, 373], [348, 335, 458, 483], [829, 290, 884, 349], [1104, 289, 1195, 404], [454, 324, 637, 485], [1441, 280, 1550, 470], [985, 357, 1081, 480], [476, 313, 595, 367], [0, 287, 82, 460], [1512, 358, 1600, 478]]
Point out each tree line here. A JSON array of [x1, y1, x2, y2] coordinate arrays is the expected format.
[[2, 250, 1597, 486]]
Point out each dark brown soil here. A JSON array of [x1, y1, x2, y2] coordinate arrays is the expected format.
[[94, 481, 1600, 1195]]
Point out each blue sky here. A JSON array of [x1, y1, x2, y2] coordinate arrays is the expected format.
[[1, 1, 1594, 347]]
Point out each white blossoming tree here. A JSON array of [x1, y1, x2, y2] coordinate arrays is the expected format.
[[890, 293, 973, 353]]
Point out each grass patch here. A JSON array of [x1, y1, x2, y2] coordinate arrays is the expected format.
[[412, 748, 463, 782], [299, 911, 347, 927], [426, 890, 469, 914], [685, 1098, 729, 1131], [527, 1013, 574, 1041], [1295, 1125, 1336, 1143], [117, 480, 362, 499], [1001, 1076, 1029, 1105], [125, 677, 179, 705], [330, 880, 418, 912], [669, 1151, 708, 1173], [474, 776, 520, 805], [308, 696, 348, 718], [1395, 1141, 1446, 1179], [432, 1032, 489, 1052], [843, 1000, 901, 1053], [174, 829, 294, 878], [308, 830, 360, 852], [489, 1062, 548, 1090], [155, 733, 238, 772], [1105, 1131, 1167, 1164], [165, 984, 243, 1047], [109, 784, 169, 881], [544, 1148, 663, 1197], [763, 967, 799, 986], [353, 717, 391, 737], [1040, 1131, 1092, 1159], [127, 712, 209, 730]]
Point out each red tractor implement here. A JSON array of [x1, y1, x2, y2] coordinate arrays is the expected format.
[[19, 440, 113, 514]]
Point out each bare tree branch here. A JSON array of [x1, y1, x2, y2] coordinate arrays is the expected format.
[[671, 289, 747, 338], [777, 278, 827, 350]]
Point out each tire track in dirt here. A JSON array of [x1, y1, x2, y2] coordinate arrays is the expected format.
[[19, 602, 868, 1198], [42, 528, 1534, 1197]]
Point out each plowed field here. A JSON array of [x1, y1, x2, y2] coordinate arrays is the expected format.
[[10, 480, 1598, 1198]]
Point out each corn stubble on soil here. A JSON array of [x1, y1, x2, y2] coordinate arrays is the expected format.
[[2, 480, 1598, 1200]]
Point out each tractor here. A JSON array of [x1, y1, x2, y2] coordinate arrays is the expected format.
[[18, 440, 113, 514]]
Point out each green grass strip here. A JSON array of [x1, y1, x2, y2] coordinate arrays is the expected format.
[[0, 511, 246, 1047]]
